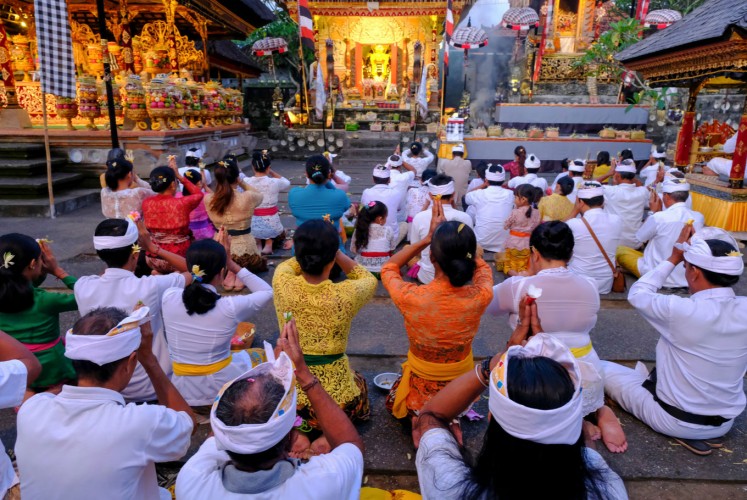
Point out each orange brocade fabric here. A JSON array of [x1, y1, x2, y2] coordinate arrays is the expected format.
[[380, 259, 494, 415], [690, 192, 747, 232]]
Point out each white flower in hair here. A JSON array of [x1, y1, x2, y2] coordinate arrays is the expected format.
[[1, 252, 14, 269]]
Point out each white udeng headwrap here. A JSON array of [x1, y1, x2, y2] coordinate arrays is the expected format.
[[486, 166, 506, 182], [428, 180, 455, 196], [93, 219, 139, 250], [661, 178, 690, 193], [211, 342, 297, 454], [569, 159, 586, 173], [386, 154, 403, 168], [616, 159, 637, 174], [65, 307, 150, 366], [373, 165, 391, 179], [525, 154, 541, 170], [489, 333, 583, 445], [577, 181, 604, 199], [676, 227, 744, 276]]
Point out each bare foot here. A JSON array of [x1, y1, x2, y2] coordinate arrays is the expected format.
[[449, 419, 464, 447], [597, 406, 628, 453], [261, 243, 273, 255], [583, 420, 601, 447], [309, 435, 332, 456], [289, 430, 311, 459], [223, 271, 236, 291]]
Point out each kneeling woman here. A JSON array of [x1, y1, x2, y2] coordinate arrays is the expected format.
[[272, 219, 377, 454], [161, 234, 273, 406], [381, 202, 493, 436]]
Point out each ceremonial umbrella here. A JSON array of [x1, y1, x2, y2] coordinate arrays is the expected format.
[[449, 24, 489, 60], [251, 37, 289, 81], [501, 7, 538, 64], [643, 9, 682, 30]]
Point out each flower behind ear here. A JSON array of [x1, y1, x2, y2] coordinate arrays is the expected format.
[[1, 252, 14, 269]]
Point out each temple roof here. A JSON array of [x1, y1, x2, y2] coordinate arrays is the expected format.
[[195, 39, 263, 77], [616, 0, 747, 63]]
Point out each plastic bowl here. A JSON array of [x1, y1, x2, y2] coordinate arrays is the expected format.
[[373, 372, 399, 391]]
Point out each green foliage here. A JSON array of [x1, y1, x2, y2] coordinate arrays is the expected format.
[[610, 0, 706, 16], [574, 17, 643, 79]]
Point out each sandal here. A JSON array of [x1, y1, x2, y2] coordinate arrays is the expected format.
[[673, 437, 713, 456], [704, 437, 724, 449]]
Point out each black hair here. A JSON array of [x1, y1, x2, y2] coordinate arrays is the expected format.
[[557, 176, 575, 196], [487, 164, 505, 187], [530, 221, 574, 262], [70, 308, 130, 383], [581, 195, 604, 208], [430, 221, 477, 287], [692, 239, 741, 287], [104, 156, 134, 191], [513, 145, 526, 159], [533, 186, 545, 204], [94, 219, 134, 268], [618, 171, 636, 181], [182, 169, 202, 196], [211, 160, 241, 216], [305, 154, 331, 185], [182, 240, 226, 315], [667, 190, 689, 203], [421, 169, 437, 184], [429, 174, 455, 200], [373, 176, 390, 185], [410, 141, 423, 156], [148, 166, 175, 193], [596, 151, 610, 166], [216, 373, 291, 468], [185, 148, 200, 167], [353, 201, 388, 251], [421, 356, 606, 500], [0, 233, 41, 313], [560, 158, 570, 171], [475, 162, 488, 181], [294, 219, 339, 276], [252, 151, 272, 172], [514, 184, 536, 218], [107, 148, 127, 162], [620, 149, 634, 161]]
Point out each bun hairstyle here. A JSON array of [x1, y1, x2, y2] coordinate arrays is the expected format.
[[210, 159, 241, 216], [514, 184, 537, 218], [252, 150, 272, 172], [556, 176, 575, 196], [410, 141, 423, 156], [353, 201, 388, 251], [294, 219, 339, 276], [182, 169, 202, 196], [104, 156, 134, 191], [514, 145, 527, 159], [305, 154, 331, 185], [529, 221, 574, 262], [430, 221, 477, 287], [148, 166, 176, 193], [0, 233, 41, 313], [182, 239, 226, 315]]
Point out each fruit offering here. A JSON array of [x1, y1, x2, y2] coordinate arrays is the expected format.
[[145, 77, 175, 116], [55, 96, 78, 131], [123, 75, 148, 129], [86, 44, 104, 75], [98, 82, 124, 118], [145, 48, 170, 75], [78, 76, 100, 117]]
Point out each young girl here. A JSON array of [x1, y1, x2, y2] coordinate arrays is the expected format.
[[0, 234, 78, 391], [350, 201, 396, 278], [245, 151, 291, 255], [180, 169, 215, 241], [503, 184, 541, 275]]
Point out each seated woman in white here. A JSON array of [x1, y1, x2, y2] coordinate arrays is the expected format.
[[162, 231, 273, 406], [703, 132, 738, 177]]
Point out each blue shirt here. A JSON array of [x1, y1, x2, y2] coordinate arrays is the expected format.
[[289, 183, 351, 231]]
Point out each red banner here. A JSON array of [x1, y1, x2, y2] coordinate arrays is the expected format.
[[674, 111, 695, 168], [729, 112, 747, 188]]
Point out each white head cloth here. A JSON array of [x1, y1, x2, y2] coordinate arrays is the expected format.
[[486, 165, 506, 182], [452, 144, 464, 154], [616, 159, 637, 174], [373, 164, 391, 179], [386, 154, 403, 168], [569, 159, 586, 173], [661, 178, 690, 193], [676, 227, 744, 276], [65, 306, 150, 366], [525, 154, 541, 170], [489, 333, 583, 445], [652, 149, 667, 159], [427, 179, 455, 196], [93, 219, 139, 250], [186, 149, 202, 159], [211, 342, 297, 454], [577, 181, 604, 199]]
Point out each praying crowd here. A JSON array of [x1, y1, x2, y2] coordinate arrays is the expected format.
[[0, 140, 745, 500]]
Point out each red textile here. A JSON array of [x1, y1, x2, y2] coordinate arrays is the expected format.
[[675, 111, 695, 168], [730, 112, 747, 185], [142, 178, 203, 256]]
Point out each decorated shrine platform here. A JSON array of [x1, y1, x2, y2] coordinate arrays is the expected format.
[[686, 173, 747, 234], [492, 103, 650, 135]]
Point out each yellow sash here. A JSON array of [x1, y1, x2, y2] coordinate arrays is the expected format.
[[172, 355, 232, 376], [391, 350, 474, 419], [570, 343, 593, 358]]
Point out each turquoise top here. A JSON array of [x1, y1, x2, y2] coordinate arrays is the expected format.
[[288, 183, 351, 231]]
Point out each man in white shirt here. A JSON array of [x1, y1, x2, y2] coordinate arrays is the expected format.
[[616, 178, 704, 288], [16, 308, 195, 500], [601, 159, 649, 249], [565, 159, 587, 203], [550, 158, 570, 191], [386, 153, 417, 192], [360, 165, 410, 246], [703, 132, 738, 178], [639, 149, 667, 187], [75, 218, 192, 402], [176, 320, 364, 500], [402, 141, 435, 178], [410, 174, 473, 284], [602, 227, 747, 453], [464, 164, 514, 253], [179, 148, 212, 186], [565, 181, 623, 294], [0, 331, 41, 499], [508, 154, 548, 192], [437, 143, 472, 207]]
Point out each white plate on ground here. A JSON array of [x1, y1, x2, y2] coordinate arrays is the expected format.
[[373, 372, 399, 391]]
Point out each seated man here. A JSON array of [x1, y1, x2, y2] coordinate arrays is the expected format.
[[602, 226, 747, 455], [602, 159, 650, 249], [16, 307, 195, 499], [566, 159, 587, 203], [437, 144, 472, 207], [550, 157, 570, 192], [565, 182, 622, 294], [176, 320, 364, 499], [616, 178, 704, 287], [360, 165, 409, 247], [507, 154, 548, 191], [464, 164, 514, 255], [703, 132, 738, 178]]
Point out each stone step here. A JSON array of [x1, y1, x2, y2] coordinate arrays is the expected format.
[[0, 172, 84, 197], [0, 157, 68, 177], [0, 142, 46, 159], [0, 188, 101, 217]]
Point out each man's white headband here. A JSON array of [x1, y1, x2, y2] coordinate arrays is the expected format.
[[486, 166, 505, 182], [186, 149, 202, 159], [489, 333, 583, 445], [211, 343, 297, 454], [652, 150, 667, 159], [569, 159, 586, 173], [93, 219, 139, 250], [661, 178, 690, 193], [65, 307, 149, 366], [525, 154, 541, 170], [676, 227, 744, 276], [577, 181, 604, 199], [373, 165, 391, 179], [386, 155, 403, 168], [428, 180, 455, 196], [452, 144, 464, 154], [616, 159, 637, 174]]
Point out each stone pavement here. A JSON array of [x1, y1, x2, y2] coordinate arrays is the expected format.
[[0, 157, 745, 497]]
